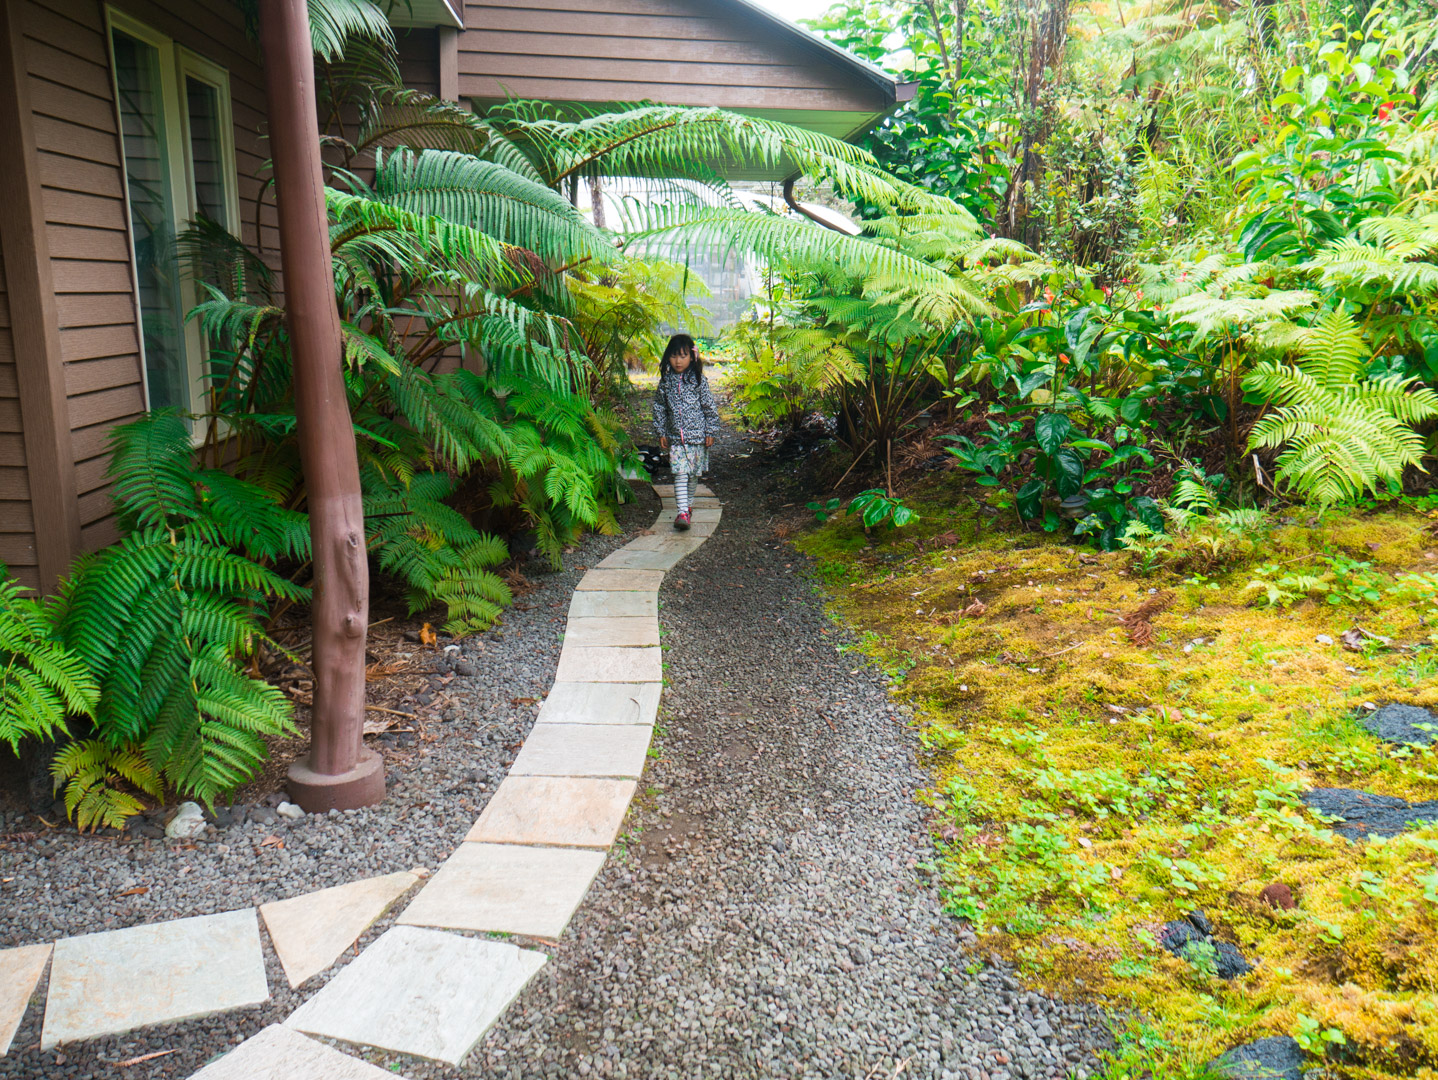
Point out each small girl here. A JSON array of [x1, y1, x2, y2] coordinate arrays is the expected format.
[[652, 334, 721, 530]]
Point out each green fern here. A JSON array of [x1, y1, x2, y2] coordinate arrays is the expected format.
[[55, 416, 303, 811], [364, 468, 513, 634], [50, 740, 162, 832], [0, 571, 97, 754], [1245, 310, 1438, 505]]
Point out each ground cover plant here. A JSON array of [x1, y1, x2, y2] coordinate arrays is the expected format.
[[797, 483, 1438, 1079]]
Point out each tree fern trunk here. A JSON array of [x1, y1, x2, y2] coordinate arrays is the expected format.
[[260, 0, 382, 810]]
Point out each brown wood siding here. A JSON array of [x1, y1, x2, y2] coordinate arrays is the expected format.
[[456, 0, 891, 115], [397, 28, 440, 97], [0, 254, 39, 590], [20, 0, 277, 545]]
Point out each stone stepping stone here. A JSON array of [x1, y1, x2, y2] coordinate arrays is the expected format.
[[189, 1023, 405, 1079], [1362, 703, 1436, 747], [285, 926, 544, 1066], [0, 943, 51, 1056], [660, 496, 720, 509], [466, 776, 636, 848], [511, 723, 653, 778], [260, 871, 419, 989], [564, 616, 659, 647], [575, 568, 665, 591], [623, 534, 706, 552], [689, 508, 722, 522], [1303, 787, 1438, 840], [554, 644, 662, 683], [569, 590, 657, 618], [598, 547, 692, 571], [398, 843, 606, 939], [651, 484, 712, 497], [42, 909, 268, 1049], [537, 681, 660, 725], [685, 520, 719, 537]]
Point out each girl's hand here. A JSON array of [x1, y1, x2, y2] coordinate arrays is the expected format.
[[704, 436, 713, 448], [660, 437, 669, 450]]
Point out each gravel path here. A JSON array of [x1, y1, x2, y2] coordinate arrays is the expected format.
[[437, 431, 1113, 1080], [0, 431, 1112, 1079]]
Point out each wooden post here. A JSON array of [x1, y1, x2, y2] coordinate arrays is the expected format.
[[259, 0, 383, 810], [0, 3, 82, 593]]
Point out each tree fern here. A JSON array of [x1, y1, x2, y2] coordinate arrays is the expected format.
[[1245, 310, 1438, 504]]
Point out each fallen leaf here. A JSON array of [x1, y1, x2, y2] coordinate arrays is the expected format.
[[260, 835, 285, 849], [418, 623, 437, 647], [115, 886, 149, 898], [111, 1049, 178, 1067], [961, 599, 987, 618]]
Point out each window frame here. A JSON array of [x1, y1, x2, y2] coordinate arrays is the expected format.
[[105, 8, 240, 428]]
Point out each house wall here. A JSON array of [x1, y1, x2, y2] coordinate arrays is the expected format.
[[0, 259, 34, 589], [15, 0, 277, 557], [454, 0, 889, 115]]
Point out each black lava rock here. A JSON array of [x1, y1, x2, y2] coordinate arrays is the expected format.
[[1209, 1035, 1305, 1079], [1303, 787, 1438, 840], [1362, 703, 1436, 747], [1158, 919, 1204, 952], [1211, 940, 1253, 979], [1159, 911, 1253, 978]]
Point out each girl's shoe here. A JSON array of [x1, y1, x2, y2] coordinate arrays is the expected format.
[[674, 511, 691, 531]]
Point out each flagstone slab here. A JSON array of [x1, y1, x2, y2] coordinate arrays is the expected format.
[[0, 943, 50, 1056], [554, 644, 662, 683], [537, 681, 661, 725], [466, 776, 636, 848], [660, 497, 720, 509], [598, 547, 691, 571], [575, 568, 665, 591], [285, 926, 544, 1066], [42, 909, 268, 1049], [689, 508, 722, 522], [623, 533, 706, 552], [651, 483, 674, 496], [564, 616, 659, 647], [260, 871, 419, 989], [189, 1024, 404, 1079], [568, 590, 658, 618], [398, 843, 607, 939], [510, 723, 653, 778]]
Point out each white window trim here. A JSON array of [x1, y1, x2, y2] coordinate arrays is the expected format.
[[105, 8, 240, 434]]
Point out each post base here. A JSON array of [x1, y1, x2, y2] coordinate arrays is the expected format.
[[286, 748, 385, 812]]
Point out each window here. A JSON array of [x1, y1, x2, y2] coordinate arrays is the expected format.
[[107, 11, 239, 422]]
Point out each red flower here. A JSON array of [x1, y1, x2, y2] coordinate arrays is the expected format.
[[1043, 286, 1056, 304], [1378, 101, 1395, 121], [1058, 353, 1070, 366]]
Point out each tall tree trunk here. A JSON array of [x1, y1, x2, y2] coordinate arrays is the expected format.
[[1002, 0, 1071, 246], [260, 0, 383, 811], [589, 175, 607, 230]]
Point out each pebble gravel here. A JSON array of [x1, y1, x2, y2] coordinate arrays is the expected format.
[[0, 430, 1113, 1079]]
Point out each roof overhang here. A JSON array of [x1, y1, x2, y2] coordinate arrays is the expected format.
[[381, 0, 462, 30], [720, 0, 903, 107]]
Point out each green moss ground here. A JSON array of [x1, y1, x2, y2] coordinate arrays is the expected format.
[[796, 479, 1438, 1080]]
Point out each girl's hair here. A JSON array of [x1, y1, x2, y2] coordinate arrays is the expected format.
[[659, 333, 702, 382]]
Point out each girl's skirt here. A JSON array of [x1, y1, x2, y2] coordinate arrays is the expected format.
[[668, 441, 709, 477]]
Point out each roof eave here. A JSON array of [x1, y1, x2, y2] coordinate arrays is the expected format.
[[719, 0, 903, 105], [383, 0, 462, 30]]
